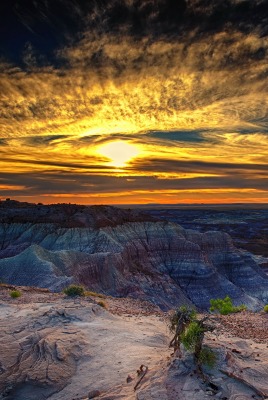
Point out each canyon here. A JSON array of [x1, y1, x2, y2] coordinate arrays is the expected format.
[[1, 200, 268, 310]]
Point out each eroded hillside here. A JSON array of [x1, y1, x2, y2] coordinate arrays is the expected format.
[[1, 201, 268, 310]]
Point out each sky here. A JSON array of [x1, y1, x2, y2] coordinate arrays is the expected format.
[[0, 0, 268, 205]]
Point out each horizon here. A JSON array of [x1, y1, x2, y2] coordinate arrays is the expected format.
[[0, 1, 267, 204], [1, 197, 268, 210]]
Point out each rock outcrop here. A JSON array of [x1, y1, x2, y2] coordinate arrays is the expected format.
[[0, 291, 171, 400], [1, 289, 268, 400], [0, 301, 88, 399], [1, 202, 268, 309]]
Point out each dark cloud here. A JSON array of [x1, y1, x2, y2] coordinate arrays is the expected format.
[[23, 135, 69, 146], [1, 157, 113, 171], [129, 158, 268, 174], [1, 171, 267, 197], [1, 0, 267, 67], [147, 130, 208, 143], [237, 127, 268, 134], [0, 139, 8, 146]]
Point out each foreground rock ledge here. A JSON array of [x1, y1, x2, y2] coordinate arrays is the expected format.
[[1, 288, 268, 400]]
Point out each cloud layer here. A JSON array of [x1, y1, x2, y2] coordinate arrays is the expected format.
[[0, 0, 267, 203]]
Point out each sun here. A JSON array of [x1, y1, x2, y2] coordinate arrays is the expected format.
[[98, 141, 140, 167]]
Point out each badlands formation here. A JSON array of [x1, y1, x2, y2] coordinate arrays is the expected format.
[[1, 201, 268, 310], [1, 201, 268, 399]]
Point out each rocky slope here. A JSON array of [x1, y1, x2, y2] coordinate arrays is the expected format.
[[1, 201, 268, 309], [1, 286, 268, 400], [146, 207, 268, 262]]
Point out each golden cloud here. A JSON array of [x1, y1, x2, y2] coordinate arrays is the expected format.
[[0, 23, 267, 203]]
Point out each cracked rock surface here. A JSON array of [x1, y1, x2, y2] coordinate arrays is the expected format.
[[1, 288, 268, 400], [0, 288, 170, 400]]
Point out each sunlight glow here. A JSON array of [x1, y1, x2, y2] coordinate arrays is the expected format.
[[98, 141, 140, 167]]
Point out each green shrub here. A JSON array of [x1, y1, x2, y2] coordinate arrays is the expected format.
[[263, 305, 268, 313], [209, 296, 246, 315], [63, 285, 85, 297], [198, 346, 217, 368], [181, 323, 217, 368], [181, 321, 204, 351], [10, 290, 21, 298], [97, 300, 106, 308]]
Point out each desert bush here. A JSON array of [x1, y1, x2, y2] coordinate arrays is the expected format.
[[181, 321, 204, 351], [198, 346, 217, 368], [63, 284, 85, 297], [263, 305, 268, 312], [169, 306, 216, 379], [169, 305, 197, 349], [181, 319, 216, 372], [169, 305, 196, 333], [97, 300, 106, 308], [10, 290, 21, 298], [210, 296, 246, 315]]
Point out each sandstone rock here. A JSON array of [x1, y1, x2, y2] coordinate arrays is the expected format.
[[0, 305, 86, 399], [0, 294, 171, 399], [1, 290, 268, 400]]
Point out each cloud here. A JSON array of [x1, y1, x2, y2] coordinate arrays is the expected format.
[[0, 0, 267, 203], [129, 158, 268, 175], [0, 170, 267, 207], [1, 1, 268, 138], [0, 128, 267, 203], [0, 139, 8, 146], [2, 0, 267, 66], [147, 130, 208, 143], [23, 135, 69, 146]]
